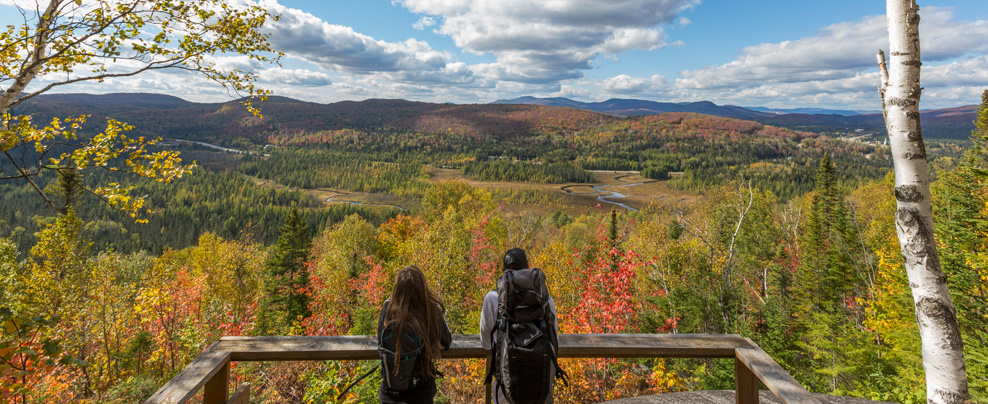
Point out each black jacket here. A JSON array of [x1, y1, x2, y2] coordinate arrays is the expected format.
[[377, 299, 452, 404]]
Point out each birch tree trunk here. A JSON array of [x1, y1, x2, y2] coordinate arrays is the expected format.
[[878, 1, 970, 402]]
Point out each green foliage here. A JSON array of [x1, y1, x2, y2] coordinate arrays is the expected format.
[[930, 90, 988, 400], [0, 166, 398, 254], [0, 238, 18, 312], [240, 148, 428, 195], [797, 153, 864, 314], [259, 207, 313, 334], [463, 160, 596, 183], [966, 89, 988, 176]]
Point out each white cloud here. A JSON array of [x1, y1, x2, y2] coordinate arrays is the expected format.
[[395, 0, 699, 83], [412, 16, 435, 30], [677, 7, 988, 91], [668, 6, 988, 109], [600, 74, 668, 95], [262, 2, 475, 84], [258, 68, 333, 87]]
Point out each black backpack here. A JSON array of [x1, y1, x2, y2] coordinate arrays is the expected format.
[[485, 267, 567, 404], [337, 318, 425, 400], [378, 323, 425, 391]]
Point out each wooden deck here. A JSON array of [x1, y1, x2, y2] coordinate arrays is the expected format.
[[144, 333, 821, 404]]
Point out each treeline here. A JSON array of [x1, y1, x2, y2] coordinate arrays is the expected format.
[[0, 167, 399, 254], [239, 149, 429, 195], [462, 160, 596, 183]]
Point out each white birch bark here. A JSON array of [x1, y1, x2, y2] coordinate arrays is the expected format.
[[879, 1, 970, 402]]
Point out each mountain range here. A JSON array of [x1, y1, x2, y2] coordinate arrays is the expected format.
[[494, 96, 978, 139], [12, 93, 979, 141]]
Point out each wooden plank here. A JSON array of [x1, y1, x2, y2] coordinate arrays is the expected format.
[[736, 348, 821, 404], [220, 334, 489, 361], [219, 334, 754, 362], [558, 334, 755, 358], [735, 354, 759, 404], [143, 343, 231, 404], [203, 362, 229, 404], [226, 383, 250, 404]]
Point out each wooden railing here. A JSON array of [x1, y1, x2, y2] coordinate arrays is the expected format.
[[143, 334, 820, 404]]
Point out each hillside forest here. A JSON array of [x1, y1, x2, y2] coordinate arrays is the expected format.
[[1, 92, 987, 404]]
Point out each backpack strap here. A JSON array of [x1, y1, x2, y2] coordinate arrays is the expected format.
[[483, 319, 499, 385], [336, 363, 380, 401], [550, 351, 569, 387], [495, 380, 508, 404]]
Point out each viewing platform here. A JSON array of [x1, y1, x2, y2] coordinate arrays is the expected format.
[[143, 334, 849, 404]]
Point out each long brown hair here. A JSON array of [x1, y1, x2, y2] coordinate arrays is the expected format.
[[384, 265, 445, 377]]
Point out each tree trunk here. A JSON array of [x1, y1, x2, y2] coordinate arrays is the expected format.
[[878, 1, 970, 403], [0, 0, 59, 116]]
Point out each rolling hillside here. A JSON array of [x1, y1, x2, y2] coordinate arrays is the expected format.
[[494, 96, 978, 139]]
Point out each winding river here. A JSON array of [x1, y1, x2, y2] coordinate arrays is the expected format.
[[593, 183, 641, 212]]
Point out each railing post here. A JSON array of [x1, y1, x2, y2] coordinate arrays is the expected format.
[[203, 362, 230, 404], [485, 353, 492, 404], [735, 350, 758, 404], [228, 383, 250, 404]]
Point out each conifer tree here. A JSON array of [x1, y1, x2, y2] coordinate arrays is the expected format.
[[51, 168, 84, 216], [799, 153, 861, 313], [608, 209, 622, 272], [259, 207, 312, 333], [966, 89, 988, 176], [794, 153, 869, 391]]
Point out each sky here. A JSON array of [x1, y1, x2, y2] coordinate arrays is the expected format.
[[3, 0, 988, 110]]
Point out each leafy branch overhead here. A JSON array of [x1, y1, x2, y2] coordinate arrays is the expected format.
[[0, 0, 283, 217]]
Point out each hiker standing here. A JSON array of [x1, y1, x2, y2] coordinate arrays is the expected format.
[[481, 248, 566, 404], [378, 265, 452, 404]]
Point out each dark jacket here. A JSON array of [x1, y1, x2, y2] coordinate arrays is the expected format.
[[377, 299, 452, 404]]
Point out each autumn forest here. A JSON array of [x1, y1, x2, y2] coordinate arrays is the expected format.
[[0, 89, 986, 404]]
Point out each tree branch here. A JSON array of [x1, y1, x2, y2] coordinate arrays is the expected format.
[[12, 57, 188, 108], [877, 49, 889, 105], [724, 177, 754, 290], [3, 148, 54, 209]]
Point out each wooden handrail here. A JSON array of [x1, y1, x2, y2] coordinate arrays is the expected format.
[[143, 333, 819, 404]]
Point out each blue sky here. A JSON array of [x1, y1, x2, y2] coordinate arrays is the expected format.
[[3, 0, 987, 110]]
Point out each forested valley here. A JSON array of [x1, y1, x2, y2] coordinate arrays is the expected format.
[[1, 92, 986, 404]]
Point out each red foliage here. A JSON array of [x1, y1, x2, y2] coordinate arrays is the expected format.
[[351, 256, 388, 307]]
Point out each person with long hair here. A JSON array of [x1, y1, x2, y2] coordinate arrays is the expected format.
[[378, 265, 452, 404]]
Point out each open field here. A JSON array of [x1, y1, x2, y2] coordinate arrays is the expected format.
[[251, 168, 700, 219], [248, 176, 413, 211], [432, 168, 699, 213], [249, 168, 701, 216]]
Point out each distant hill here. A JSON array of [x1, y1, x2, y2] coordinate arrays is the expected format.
[[745, 106, 875, 116], [493, 96, 978, 139], [13, 93, 978, 141], [15, 94, 618, 145], [493, 96, 775, 120], [15, 92, 197, 114]]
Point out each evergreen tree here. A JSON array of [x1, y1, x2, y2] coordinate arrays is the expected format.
[[51, 168, 84, 215], [794, 153, 870, 391], [798, 153, 861, 313], [607, 209, 623, 272], [259, 207, 312, 333], [966, 89, 988, 177]]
